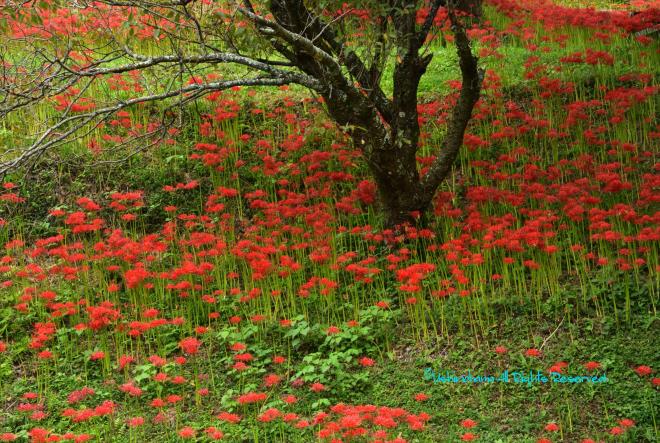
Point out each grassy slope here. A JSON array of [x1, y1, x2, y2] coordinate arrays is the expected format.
[[0, 1, 658, 442]]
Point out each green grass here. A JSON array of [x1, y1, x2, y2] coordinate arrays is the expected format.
[[358, 312, 658, 442], [0, 1, 658, 442]]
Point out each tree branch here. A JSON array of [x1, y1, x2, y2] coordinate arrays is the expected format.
[[419, 7, 482, 199], [0, 76, 319, 176]]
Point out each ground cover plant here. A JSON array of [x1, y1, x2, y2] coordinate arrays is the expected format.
[[0, 0, 658, 442]]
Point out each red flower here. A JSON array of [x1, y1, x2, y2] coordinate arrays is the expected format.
[[525, 348, 541, 358], [237, 392, 267, 404], [258, 408, 280, 422], [548, 362, 568, 374], [358, 357, 375, 367], [153, 373, 168, 382], [375, 301, 389, 309], [461, 418, 477, 429], [584, 361, 601, 371], [619, 418, 635, 428], [414, 393, 429, 402], [179, 337, 201, 355], [37, 350, 53, 359], [310, 382, 326, 392], [610, 426, 624, 435], [544, 422, 559, 432], [234, 353, 253, 362], [150, 398, 165, 408], [263, 373, 281, 387], [178, 427, 195, 439], [89, 351, 105, 361], [635, 365, 652, 376], [148, 355, 167, 367], [233, 362, 248, 371], [230, 342, 246, 352], [461, 432, 477, 441], [127, 417, 144, 427], [217, 412, 241, 423], [494, 346, 507, 355], [204, 426, 224, 440], [167, 395, 182, 404]]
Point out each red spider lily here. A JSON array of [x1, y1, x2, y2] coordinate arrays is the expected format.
[[584, 361, 601, 371], [166, 395, 183, 404], [153, 373, 168, 383], [396, 263, 436, 292], [236, 392, 267, 404], [148, 355, 167, 367], [150, 398, 165, 408], [548, 362, 568, 374], [326, 326, 341, 335], [37, 350, 53, 360], [525, 348, 541, 358], [178, 427, 196, 439], [0, 2, 658, 440], [258, 408, 280, 422], [545, 422, 559, 432], [89, 351, 105, 361], [179, 337, 201, 355], [610, 426, 624, 435], [217, 412, 241, 424], [310, 383, 326, 393], [120, 382, 143, 397], [233, 353, 253, 362], [204, 426, 224, 440], [127, 416, 144, 427], [230, 342, 246, 352], [67, 387, 94, 404], [358, 357, 375, 367], [619, 418, 635, 428], [263, 373, 281, 387], [635, 365, 652, 376]]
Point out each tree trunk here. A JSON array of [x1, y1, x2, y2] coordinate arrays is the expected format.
[[366, 141, 432, 228], [265, 1, 482, 229]]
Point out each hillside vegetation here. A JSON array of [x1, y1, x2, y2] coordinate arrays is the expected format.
[[0, 1, 658, 442]]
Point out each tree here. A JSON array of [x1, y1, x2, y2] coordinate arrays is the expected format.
[[0, 0, 483, 226]]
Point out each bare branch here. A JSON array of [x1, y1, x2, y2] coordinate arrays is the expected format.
[[0, 75, 318, 176]]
